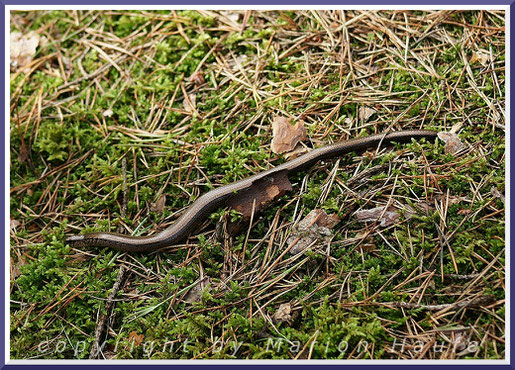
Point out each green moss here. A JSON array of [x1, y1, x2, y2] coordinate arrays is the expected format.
[[9, 9, 505, 360]]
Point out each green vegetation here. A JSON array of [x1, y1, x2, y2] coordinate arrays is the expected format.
[[10, 10, 505, 359]]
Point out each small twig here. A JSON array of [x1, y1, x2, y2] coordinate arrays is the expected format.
[[118, 158, 128, 233], [89, 265, 127, 359], [378, 295, 496, 312]]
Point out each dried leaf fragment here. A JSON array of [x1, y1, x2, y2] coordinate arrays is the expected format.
[[270, 116, 307, 154], [283, 145, 309, 160], [183, 277, 212, 303], [437, 132, 466, 155], [287, 209, 340, 255], [10, 31, 40, 72], [227, 170, 292, 220], [151, 194, 166, 213], [273, 303, 292, 323], [183, 94, 197, 114], [491, 186, 505, 204], [453, 332, 468, 352], [354, 206, 400, 227], [103, 109, 113, 117], [219, 170, 293, 238], [10, 218, 21, 231], [128, 331, 144, 346], [358, 106, 376, 122], [188, 71, 205, 86], [470, 50, 490, 66], [10, 256, 25, 280]]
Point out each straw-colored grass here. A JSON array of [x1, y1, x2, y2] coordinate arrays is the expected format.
[[10, 10, 505, 359]]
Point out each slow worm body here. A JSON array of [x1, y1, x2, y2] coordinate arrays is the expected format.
[[66, 129, 437, 252]]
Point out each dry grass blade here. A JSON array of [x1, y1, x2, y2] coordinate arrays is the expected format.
[[9, 9, 505, 360]]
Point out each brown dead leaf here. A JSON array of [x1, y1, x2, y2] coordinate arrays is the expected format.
[[352, 231, 376, 252], [437, 132, 466, 155], [283, 145, 309, 160], [183, 277, 212, 303], [358, 106, 376, 122], [287, 209, 340, 255], [151, 194, 166, 213], [128, 331, 144, 346], [10, 218, 21, 231], [287, 234, 318, 256], [358, 243, 376, 252], [297, 209, 341, 230], [453, 332, 468, 352], [270, 116, 306, 154], [188, 71, 205, 86], [316, 212, 341, 229], [10, 31, 40, 72], [183, 94, 197, 114], [470, 50, 490, 66], [491, 186, 505, 204], [354, 206, 400, 227], [10, 256, 26, 280], [273, 303, 292, 323]]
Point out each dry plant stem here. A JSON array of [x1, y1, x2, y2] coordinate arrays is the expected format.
[[89, 265, 127, 359], [10, 10, 504, 360]]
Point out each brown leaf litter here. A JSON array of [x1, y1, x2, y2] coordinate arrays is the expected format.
[[183, 277, 213, 303], [10, 31, 40, 72], [438, 126, 467, 155], [270, 116, 307, 154], [287, 209, 341, 255], [354, 205, 401, 227], [150, 194, 167, 213], [273, 303, 292, 323]]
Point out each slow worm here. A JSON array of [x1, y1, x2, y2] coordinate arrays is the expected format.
[[66, 129, 437, 252]]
